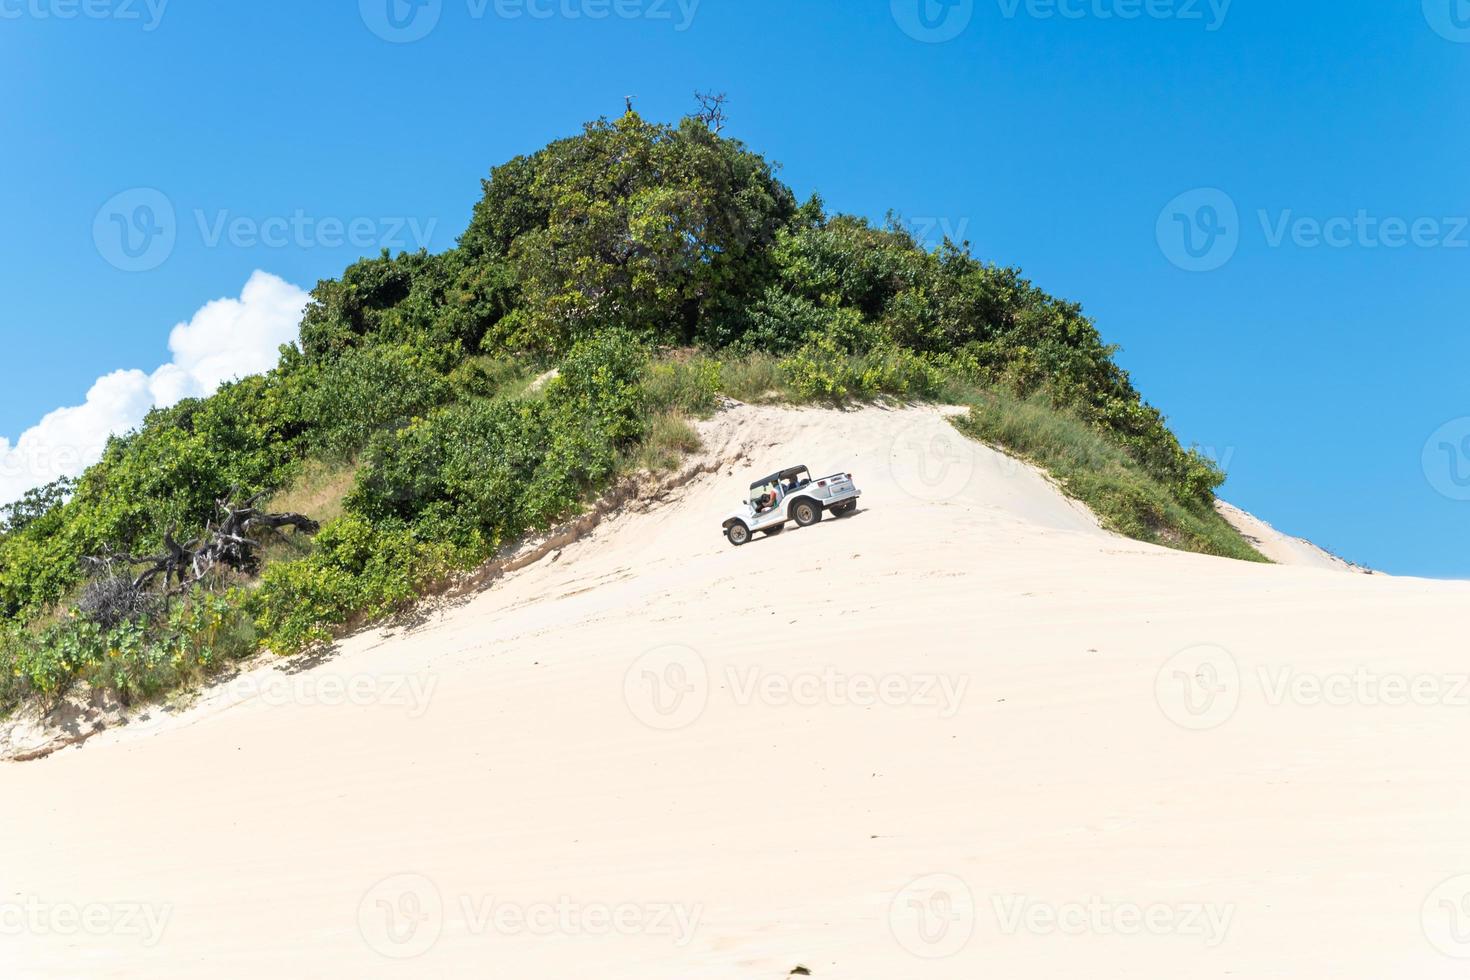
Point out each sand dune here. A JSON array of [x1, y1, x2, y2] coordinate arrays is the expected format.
[[4, 403, 1469, 979], [1214, 499, 1369, 573]]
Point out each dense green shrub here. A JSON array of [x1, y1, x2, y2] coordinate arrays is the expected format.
[[740, 287, 835, 354], [348, 331, 647, 552], [0, 519, 87, 621], [349, 400, 547, 553], [291, 343, 453, 458], [779, 343, 943, 404], [545, 331, 649, 444], [0, 621, 33, 712], [1, 593, 257, 708], [251, 514, 452, 655]]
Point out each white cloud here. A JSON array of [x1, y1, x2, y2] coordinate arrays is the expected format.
[[0, 270, 310, 508]]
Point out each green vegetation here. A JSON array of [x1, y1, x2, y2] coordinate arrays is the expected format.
[[0, 105, 1260, 717], [949, 386, 1261, 560]]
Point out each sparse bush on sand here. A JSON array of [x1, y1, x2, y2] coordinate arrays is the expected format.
[[949, 386, 1262, 561]]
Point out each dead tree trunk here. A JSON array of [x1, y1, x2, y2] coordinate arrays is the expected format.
[[80, 493, 320, 626]]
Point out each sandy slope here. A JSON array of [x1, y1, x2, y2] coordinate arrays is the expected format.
[[1214, 499, 1369, 573], [4, 403, 1470, 979]]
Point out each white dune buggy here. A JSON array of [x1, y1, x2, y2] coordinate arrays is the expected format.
[[720, 466, 861, 546]]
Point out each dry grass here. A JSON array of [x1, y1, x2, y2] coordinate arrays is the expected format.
[[715, 353, 786, 403], [257, 458, 359, 566], [264, 458, 358, 525], [627, 412, 703, 473]]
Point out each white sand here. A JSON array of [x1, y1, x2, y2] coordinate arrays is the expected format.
[[4, 403, 1468, 979], [1214, 499, 1369, 573]]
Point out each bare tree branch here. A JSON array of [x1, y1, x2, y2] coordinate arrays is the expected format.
[[79, 496, 321, 626], [694, 91, 729, 134]]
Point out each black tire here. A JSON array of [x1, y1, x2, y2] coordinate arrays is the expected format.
[[726, 522, 750, 546], [833, 501, 856, 517], [763, 525, 784, 536], [792, 500, 822, 527]]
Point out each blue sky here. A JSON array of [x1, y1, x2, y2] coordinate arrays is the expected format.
[[1, 0, 1467, 575]]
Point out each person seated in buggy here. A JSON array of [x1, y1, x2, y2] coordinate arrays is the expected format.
[[754, 481, 781, 513]]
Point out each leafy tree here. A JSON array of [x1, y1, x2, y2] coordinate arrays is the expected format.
[[474, 113, 796, 353], [0, 477, 75, 536]]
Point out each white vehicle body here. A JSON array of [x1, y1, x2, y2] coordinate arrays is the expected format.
[[720, 465, 861, 546]]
